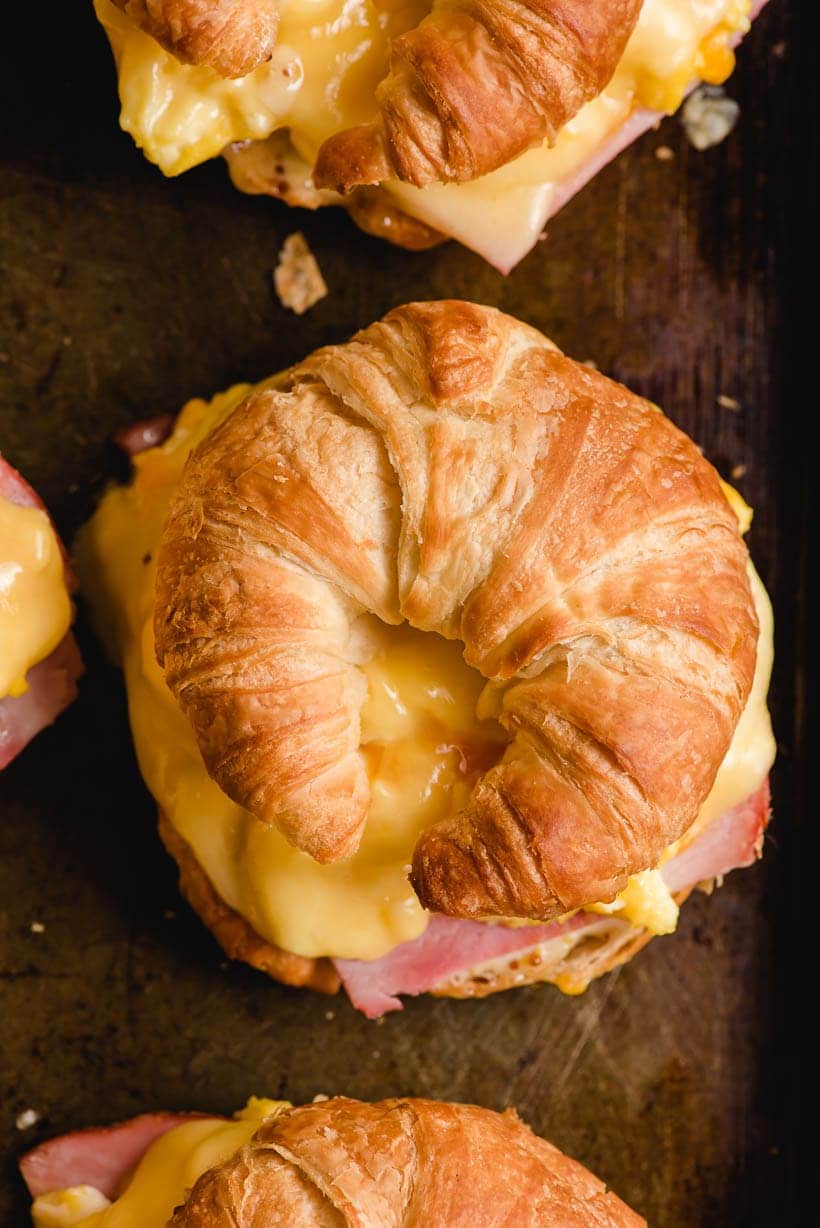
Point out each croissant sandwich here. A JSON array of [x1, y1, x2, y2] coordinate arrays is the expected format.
[[78, 301, 775, 1018], [21, 1093, 644, 1226], [93, 0, 767, 271], [0, 455, 82, 770]]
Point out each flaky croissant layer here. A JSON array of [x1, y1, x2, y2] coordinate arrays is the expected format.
[[171, 1097, 645, 1226], [155, 301, 757, 924]]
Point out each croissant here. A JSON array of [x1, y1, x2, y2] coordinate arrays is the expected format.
[[110, 0, 279, 77], [171, 1098, 644, 1227], [154, 301, 757, 923], [313, 0, 643, 190]]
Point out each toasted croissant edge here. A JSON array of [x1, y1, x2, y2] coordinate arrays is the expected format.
[[223, 135, 445, 251]]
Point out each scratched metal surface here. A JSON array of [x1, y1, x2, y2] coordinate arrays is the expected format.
[[0, 3, 805, 1224]]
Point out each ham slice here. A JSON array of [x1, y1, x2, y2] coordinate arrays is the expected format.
[[19, 1113, 209, 1199], [661, 778, 770, 895], [0, 456, 82, 770], [334, 781, 771, 1018]]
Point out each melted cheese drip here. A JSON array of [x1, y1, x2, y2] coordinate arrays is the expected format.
[[30, 1099, 288, 1228], [0, 494, 71, 699], [95, 0, 750, 270], [78, 383, 775, 961]]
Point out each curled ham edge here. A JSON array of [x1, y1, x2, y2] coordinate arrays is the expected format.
[[19, 778, 769, 1201], [0, 457, 82, 770], [334, 780, 771, 1018], [19, 1113, 214, 1201]]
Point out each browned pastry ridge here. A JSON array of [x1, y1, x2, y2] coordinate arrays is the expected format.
[[111, 0, 280, 77], [170, 1097, 645, 1226], [314, 0, 644, 189], [154, 302, 757, 922]]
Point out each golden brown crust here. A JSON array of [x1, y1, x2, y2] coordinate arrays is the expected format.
[[170, 1097, 645, 1226], [224, 134, 445, 251], [157, 810, 340, 993], [344, 186, 445, 251], [155, 301, 757, 919], [111, 0, 279, 77], [313, 0, 643, 190]]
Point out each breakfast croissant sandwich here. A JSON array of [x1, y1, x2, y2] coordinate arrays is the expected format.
[[21, 1094, 644, 1226], [0, 455, 82, 770], [93, 0, 767, 271], [78, 301, 775, 1018]]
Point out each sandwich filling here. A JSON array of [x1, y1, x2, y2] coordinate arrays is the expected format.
[[78, 383, 775, 967], [95, 0, 752, 269], [0, 490, 71, 701], [27, 1099, 286, 1228]]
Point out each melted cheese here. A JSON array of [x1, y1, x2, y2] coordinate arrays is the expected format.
[[0, 494, 71, 699], [78, 382, 775, 962], [30, 1099, 288, 1228], [95, 0, 750, 270]]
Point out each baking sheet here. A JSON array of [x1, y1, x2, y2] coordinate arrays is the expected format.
[[0, 2, 803, 1223]]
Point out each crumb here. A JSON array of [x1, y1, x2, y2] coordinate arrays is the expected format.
[[324, 1010, 335, 1021], [681, 86, 740, 151], [655, 145, 675, 162], [274, 233, 328, 315], [63, 336, 73, 347], [772, 41, 786, 58], [312, 1093, 329, 1103], [371, 1050, 381, 1060], [717, 394, 741, 411], [16, 1109, 40, 1130], [30, 921, 45, 933], [730, 463, 747, 480], [582, 359, 599, 370]]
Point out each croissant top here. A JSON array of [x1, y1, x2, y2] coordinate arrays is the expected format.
[[170, 1097, 645, 1226], [154, 301, 757, 923], [111, 0, 642, 185]]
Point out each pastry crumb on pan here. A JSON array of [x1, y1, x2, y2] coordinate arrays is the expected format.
[[681, 85, 740, 150], [273, 232, 327, 315]]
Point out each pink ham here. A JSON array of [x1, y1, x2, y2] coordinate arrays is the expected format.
[[114, 415, 175, 457], [336, 912, 593, 1022], [0, 456, 82, 770], [19, 1113, 212, 1200], [661, 778, 770, 895], [539, 0, 770, 245], [334, 780, 771, 1018]]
